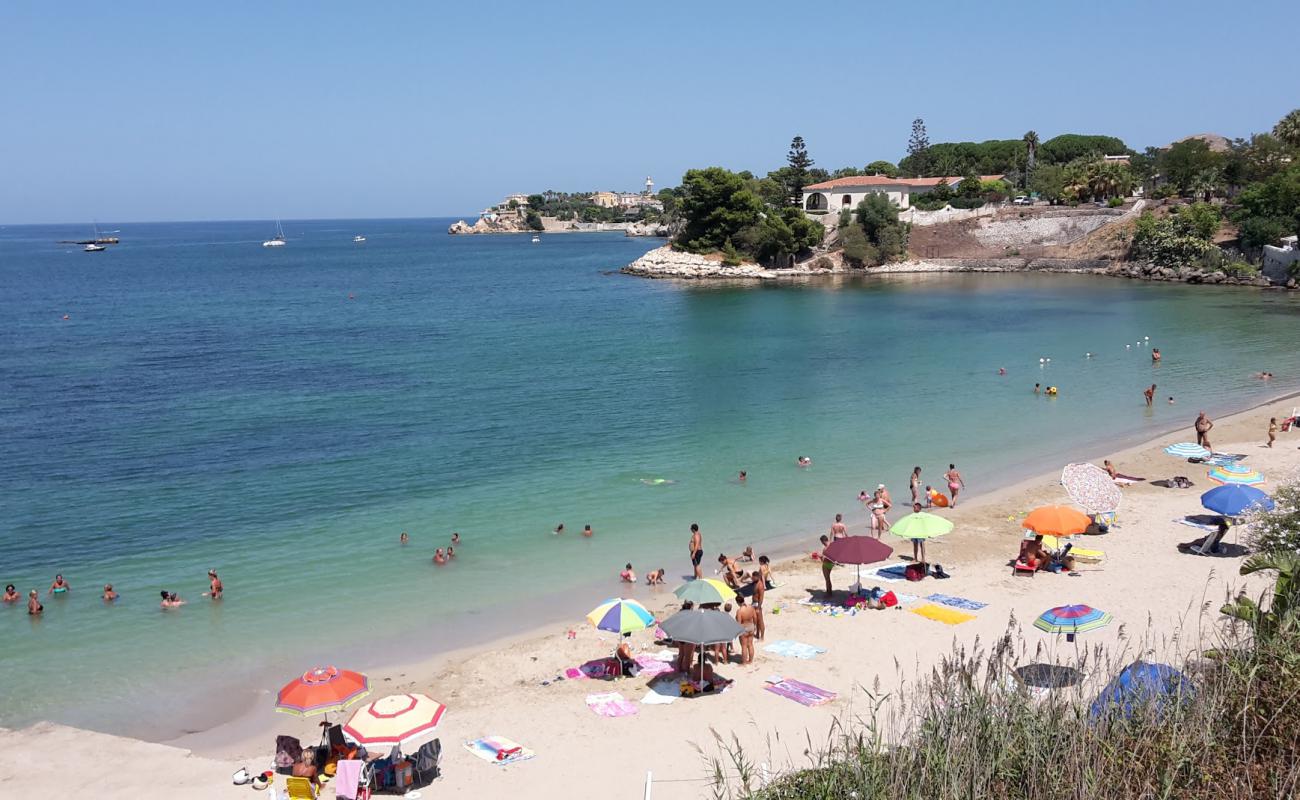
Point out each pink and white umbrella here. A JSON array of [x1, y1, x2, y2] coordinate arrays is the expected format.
[[343, 693, 447, 751]]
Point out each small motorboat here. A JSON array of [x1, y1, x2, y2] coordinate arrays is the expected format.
[[531, 235, 541, 243], [84, 243, 106, 252], [353, 235, 366, 243]]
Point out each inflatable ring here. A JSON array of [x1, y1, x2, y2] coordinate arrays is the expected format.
[[929, 493, 950, 508], [303, 665, 338, 684]]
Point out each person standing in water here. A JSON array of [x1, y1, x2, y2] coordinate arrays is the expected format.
[[582, 524, 594, 537], [945, 464, 965, 507], [204, 570, 223, 599], [3, 585, 19, 603], [48, 574, 69, 596], [689, 523, 703, 579], [28, 590, 43, 615], [102, 584, 118, 602], [830, 513, 848, 540], [1144, 384, 1156, 407], [1152, 348, 1161, 363], [909, 467, 922, 505]]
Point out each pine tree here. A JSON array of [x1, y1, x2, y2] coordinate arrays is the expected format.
[[907, 118, 931, 177], [786, 136, 814, 206]]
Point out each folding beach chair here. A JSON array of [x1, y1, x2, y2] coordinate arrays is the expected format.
[[283, 776, 318, 800], [413, 738, 442, 785]]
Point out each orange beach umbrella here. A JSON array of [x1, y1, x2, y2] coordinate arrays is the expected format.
[[276, 666, 371, 716], [343, 692, 447, 751], [1021, 505, 1091, 537]]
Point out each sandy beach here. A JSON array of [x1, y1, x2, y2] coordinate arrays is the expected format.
[[4, 394, 1297, 799]]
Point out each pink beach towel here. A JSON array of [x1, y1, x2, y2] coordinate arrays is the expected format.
[[585, 692, 638, 717], [564, 658, 619, 680], [764, 679, 837, 707], [634, 655, 675, 677], [334, 759, 363, 800]]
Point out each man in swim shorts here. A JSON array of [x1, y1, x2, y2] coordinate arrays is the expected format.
[[830, 513, 847, 540], [689, 523, 703, 579]]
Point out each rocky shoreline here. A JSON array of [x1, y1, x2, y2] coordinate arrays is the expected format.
[[620, 246, 849, 280], [448, 215, 672, 237]]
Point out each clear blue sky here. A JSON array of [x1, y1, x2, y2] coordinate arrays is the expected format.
[[2, 0, 1295, 224]]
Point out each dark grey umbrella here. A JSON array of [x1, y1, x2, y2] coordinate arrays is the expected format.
[[660, 609, 743, 684]]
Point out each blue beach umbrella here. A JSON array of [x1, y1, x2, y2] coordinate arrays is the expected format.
[[1089, 661, 1192, 721], [1200, 484, 1274, 517], [1033, 604, 1112, 642], [1164, 442, 1210, 459]]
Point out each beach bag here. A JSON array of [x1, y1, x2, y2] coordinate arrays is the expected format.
[[880, 591, 899, 608], [904, 563, 925, 582]]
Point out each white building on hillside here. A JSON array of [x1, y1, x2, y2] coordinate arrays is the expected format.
[[801, 174, 1004, 212]]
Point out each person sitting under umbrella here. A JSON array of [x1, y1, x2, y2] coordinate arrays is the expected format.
[[292, 749, 322, 789], [615, 633, 640, 677]]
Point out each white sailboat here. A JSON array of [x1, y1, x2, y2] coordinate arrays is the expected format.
[[263, 220, 287, 247], [353, 235, 366, 243], [84, 243, 106, 252]]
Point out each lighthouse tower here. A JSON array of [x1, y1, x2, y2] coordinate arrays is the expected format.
[[644, 176, 654, 196]]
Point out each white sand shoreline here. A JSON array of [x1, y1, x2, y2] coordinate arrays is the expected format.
[[4, 392, 1299, 798]]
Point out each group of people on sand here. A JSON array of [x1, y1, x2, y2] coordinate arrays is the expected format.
[[400, 530, 460, 564], [3, 570, 223, 615]]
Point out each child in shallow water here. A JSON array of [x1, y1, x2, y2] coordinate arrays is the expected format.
[[619, 563, 636, 583], [645, 568, 666, 585]]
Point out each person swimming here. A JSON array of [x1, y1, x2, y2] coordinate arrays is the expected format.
[[433, 548, 447, 565], [1034, 383, 1041, 394], [582, 524, 594, 537], [553, 523, 565, 536], [48, 574, 69, 595], [3, 584, 19, 603], [160, 590, 185, 609], [400, 531, 409, 545], [451, 532, 461, 545], [102, 584, 118, 602], [447, 545, 456, 559], [797, 456, 812, 467], [640, 478, 675, 486], [28, 590, 43, 616], [738, 470, 747, 482]]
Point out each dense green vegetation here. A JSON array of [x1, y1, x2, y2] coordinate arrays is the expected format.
[[897, 124, 1128, 182], [675, 166, 823, 264], [519, 191, 669, 224], [1129, 203, 1221, 267], [705, 478, 1300, 800], [839, 195, 909, 267]]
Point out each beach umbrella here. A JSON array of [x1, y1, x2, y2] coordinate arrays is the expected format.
[[659, 608, 744, 684], [276, 666, 371, 717], [1022, 505, 1092, 537], [1200, 484, 1274, 517], [343, 692, 446, 752], [1207, 464, 1265, 486], [1089, 661, 1192, 721], [1015, 663, 1086, 689], [1060, 463, 1122, 514], [1033, 604, 1112, 642], [673, 578, 735, 606], [586, 598, 656, 635], [888, 513, 950, 573], [823, 535, 895, 593], [1164, 442, 1210, 459]]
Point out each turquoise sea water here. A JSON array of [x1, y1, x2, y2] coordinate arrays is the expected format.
[[3, 218, 1300, 737]]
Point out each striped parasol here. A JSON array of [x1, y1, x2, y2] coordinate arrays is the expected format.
[[673, 578, 734, 606], [1034, 604, 1113, 642], [276, 666, 371, 716], [1061, 463, 1122, 514], [343, 692, 446, 752], [586, 598, 655, 634], [1207, 464, 1265, 486], [1164, 442, 1210, 459]]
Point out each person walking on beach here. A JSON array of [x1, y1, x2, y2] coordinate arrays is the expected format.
[[1267, 418, 1278, 448], [910, 467, 922, 505], [750, 570, 766, 640], [735, 596, 757, 664], [830, 513, 847, 540], [908, 502, 928, 565], [204, 570, 223, 599], [1144, 384, 1156, 407], [818, 535, 835, 595], [945, 464, 965, 507], [689, 523, 703, 579], [1195, 412, 1214, 450]]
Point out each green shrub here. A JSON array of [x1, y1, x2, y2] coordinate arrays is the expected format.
[[1246, 476, 1300, 552], [1108, 196, 1124, 208], [910, 197, 947, 212], [949, 197, 986, 209], [1222, 260, 1259, 277], [721, 239, 743, 266]]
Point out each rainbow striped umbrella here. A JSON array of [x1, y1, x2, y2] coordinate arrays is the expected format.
[[1207, 464, 1265, 486], [1034, 604, 1113, 642], [586, 598, 655, 634], [1164, 442, 1210, 459], [276, 666, 371, 716]]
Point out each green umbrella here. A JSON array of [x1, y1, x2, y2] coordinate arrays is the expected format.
[[673, 578, 734, 606], [889, 512, 953, 568]]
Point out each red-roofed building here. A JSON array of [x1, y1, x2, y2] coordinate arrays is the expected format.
[[802, 174, 1004, 212]]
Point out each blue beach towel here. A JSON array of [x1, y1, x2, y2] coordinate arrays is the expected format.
[[925, 593, 987, 611], [870, 565, 908, 582], [763, 640, 827, 660]]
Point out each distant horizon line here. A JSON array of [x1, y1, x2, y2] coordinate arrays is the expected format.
[[0, 214, 477, 228]]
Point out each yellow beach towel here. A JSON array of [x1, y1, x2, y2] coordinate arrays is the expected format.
[[1070, 548, 1104, 563], [910, 603, 976, 625]]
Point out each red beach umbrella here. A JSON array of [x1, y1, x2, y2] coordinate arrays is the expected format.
[[343, 693, 447, 752], [276, 666, 371, 717], [822, 536, 894, 592]]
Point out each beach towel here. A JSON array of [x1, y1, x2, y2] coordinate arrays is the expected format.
[[640, 681, 682, 705], [868, 565, 908, 582], [1070, 547, 1105, 563], [586, 692, 638, 718], [633, 654, 675, 677], [564, 658, 619, 680], [764, 678, 837, 707], [910, 603, 977, 625], [464, 736, 536, 766], [925, 593, 987, 611], [333, 760, 363, 800], [1175, 517, 1220, 532], [763, 640, 827, 660]]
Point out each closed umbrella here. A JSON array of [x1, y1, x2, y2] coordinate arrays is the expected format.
[[1033, 604, 1112, 642], [888, 513, 951, 571], [343, 693, 446, 752], [1061, 463, 1122, 514], [1207, 464, 1265, 486], [1201, 484, 1274, 517], [1022, 506, 1092, 537], [276, 666, 371, 718], [1164, 442, 1210, 459], [823, 535, 894, 593], [659, 609, 743, 683], [673, 578, 734, 606]]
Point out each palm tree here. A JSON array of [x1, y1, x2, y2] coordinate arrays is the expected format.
[[1273, 108, 1300, 150], [1023, 130, 1040, 188], [1221, 550, 1300, 639]]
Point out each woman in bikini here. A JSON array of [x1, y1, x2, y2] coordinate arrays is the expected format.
[[945, 464, 965, 507], [869, 489, 891, 536], [28, 590, 43, 615], [910, 467, 922, 505]]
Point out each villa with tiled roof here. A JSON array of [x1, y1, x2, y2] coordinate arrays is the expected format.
[[802, 174, 1003, 212]]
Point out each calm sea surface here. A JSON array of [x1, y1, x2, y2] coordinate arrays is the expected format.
[[3, 218, 1299, 736]]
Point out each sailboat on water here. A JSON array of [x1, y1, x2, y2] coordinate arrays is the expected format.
[[262, 220, 287, 247], [84, 222, 108, 252]]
